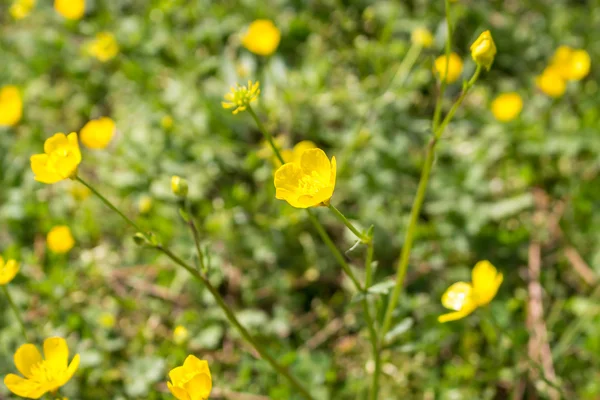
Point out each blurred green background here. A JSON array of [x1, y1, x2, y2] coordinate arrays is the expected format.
[[1, 0, 600, 399]]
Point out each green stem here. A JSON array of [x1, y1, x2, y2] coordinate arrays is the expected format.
[[84, 181, 314, 400], [306, 211, 363, 291], [365, 237, 375, 289], [364, 236, 379, 400], [185, 201, 206, 273], [247, 106, 285, 166], [379, 65, 482, 344], [2, 285, 29, 341], [432, 0, 454, 132], [396, 43, 423, 86], [76, 177, 144, 234], [327, 204, 368, 242]]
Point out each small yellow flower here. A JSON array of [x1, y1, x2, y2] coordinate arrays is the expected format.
[[161, 115, 174, 130], [536, 66, 566, 98], [54, 0, 84, 20], [79, 117, 115, 149], [242, 19, 281, 56], [10, 0, 35, 20], [171, 176, 188, 198], [411, 27, 434, 48], [433, 52, 464, 83], [222, 80, 260, 114], [47, 226, 75, 254], [0, 257, 20, 285], [138, 195, 153, 214], [0, 85, 23, 127], [551, 46, 591, 81], [274, 148, 337, 208], [167, 355, 212, 400], [30, 133, 81, 184], [98, 312, 116, 329], [280, 140, 317, 166], [438, 260, 503, 323], [470, 30, 496, 71], [85, 32, 119, 62], [173, 325, 189, 345], [491, 92, 523, 122], [4, 337, 80, 399]]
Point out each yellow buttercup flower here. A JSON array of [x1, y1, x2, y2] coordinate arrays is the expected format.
[[411, 27, 433, 48], [4, 337, 80, 399], [173, 325, 189, 345], [161, 115, 174, 130], [30, 133, 81, 184], [280, 140, 317, 166], [433, 52, 464, 83], [242, 20, 281, 56], [98, 312, 116, 329], [47, 226, 75, 254], [54, 0, 84, 20], [167, 355, 212, 400], [86, 32, 119, 62], [0, 257, 20, 285], [10, 0, 36, 20], [171, 176, 188, 198], [274, 148, 337, 208], [79, 117, 115, 149], [0, 85, 23, 127], [138, 195, 153, 214], [438, 260, 503, 323], [536, 66, 566, 98], [491, 92, 523, 122], [222, 80, 260, 114], [470, 30, 496, 70], [551, 46, 591, 81]]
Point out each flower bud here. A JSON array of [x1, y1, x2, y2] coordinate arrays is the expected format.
[[470, 30, 496, 71], [171, 176, 188, 198]]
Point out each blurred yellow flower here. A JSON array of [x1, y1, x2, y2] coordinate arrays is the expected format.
[[280, 140, 317, 165], [4, 337, 80, 399], [0, 257, 19, 285], [438, 260, 503, 323], [99, 312, 116, 329], [222, 80, 260, 114], [161, 115, 174, 130], [173, 325, 189, 345], [411, 27, 433, 48], [86, 32, 119, 62], [30, 133, 81, 184], [0, 85, 23, 127], [79, 117, 115, 149], [10, 0, 35, 20], [470, 30, 496, 71], [138, 195, 153, 214], [167, 355, 212, 400], [536, 66, 566, 98], [433, 52, 463, 83], [47, 226, 75, 254], [551, 46, 591, 81], [274, 148, 337, 208], [171, 176, 188, 198], [242, 20, 281, 56], [54, 0, 84, 20], [491, 92, 523, 122], [69, 182, 91, 201]]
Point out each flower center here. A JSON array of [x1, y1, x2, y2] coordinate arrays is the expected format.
[[29, 360, 62, 384], [298, 171, 328, 195]]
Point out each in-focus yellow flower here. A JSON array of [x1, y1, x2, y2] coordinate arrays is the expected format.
[[171, 176, 188, 198], [433, 52, 464, 83], [0, 257, 20, 285], [173, 325, 189, 345], [4, 337, 80, 399], [10, 0, 35, 20], [536, 66, 566, 98], [0, 85, 23, 127], [491, 92, 523, 122], [85, 32, 119, 62], [551, 46, 591, 81], [411, 27, 434, 48], [438, 260, 503, 323], [79, 117, 115, 149], [222, 80, 260, 114], [274, 148, 337, 208], [54, 0, 84, 20], [30, 133, 81, 184], [47, 226, 75, 254], [470, 30, 496, 71], [242, 20, 281, 56], [167, 355, 212, 400], [280, 140, 317, 166]]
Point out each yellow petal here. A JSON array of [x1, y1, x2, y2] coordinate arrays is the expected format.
[[14, 344, 42, 379], [58, 353, 80, 386], [168, 365, 187, 386], [43, 337, 69, 369], [183, 373, 212, 400], [182, 355, 211, 378], [299, 149, 331, 183], [329, 155, 337, 188], [441, 282, 474, 311], [472, 260, 503, 306], [0, 259, 20, 285], [168, 381, 191, 400], [290, 141, 317, 163], [4, 374, 48, 399], [44, 133, 68, 155], [438, 308, 474, 323]]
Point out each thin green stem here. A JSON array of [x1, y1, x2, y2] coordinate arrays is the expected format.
[[2, 285, 29, 341], [396, 43, 423, 86], [432, 0, 454, 132], [185, 201, 207, 273], [365, 237, 375, 289], [76, 177, 144, 234], [247, 106, 285, 165], [306, 211, 363, 291], [156, 246, 315, 400], [364, 236, 379, 400], [327, 204, 368, 242]]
